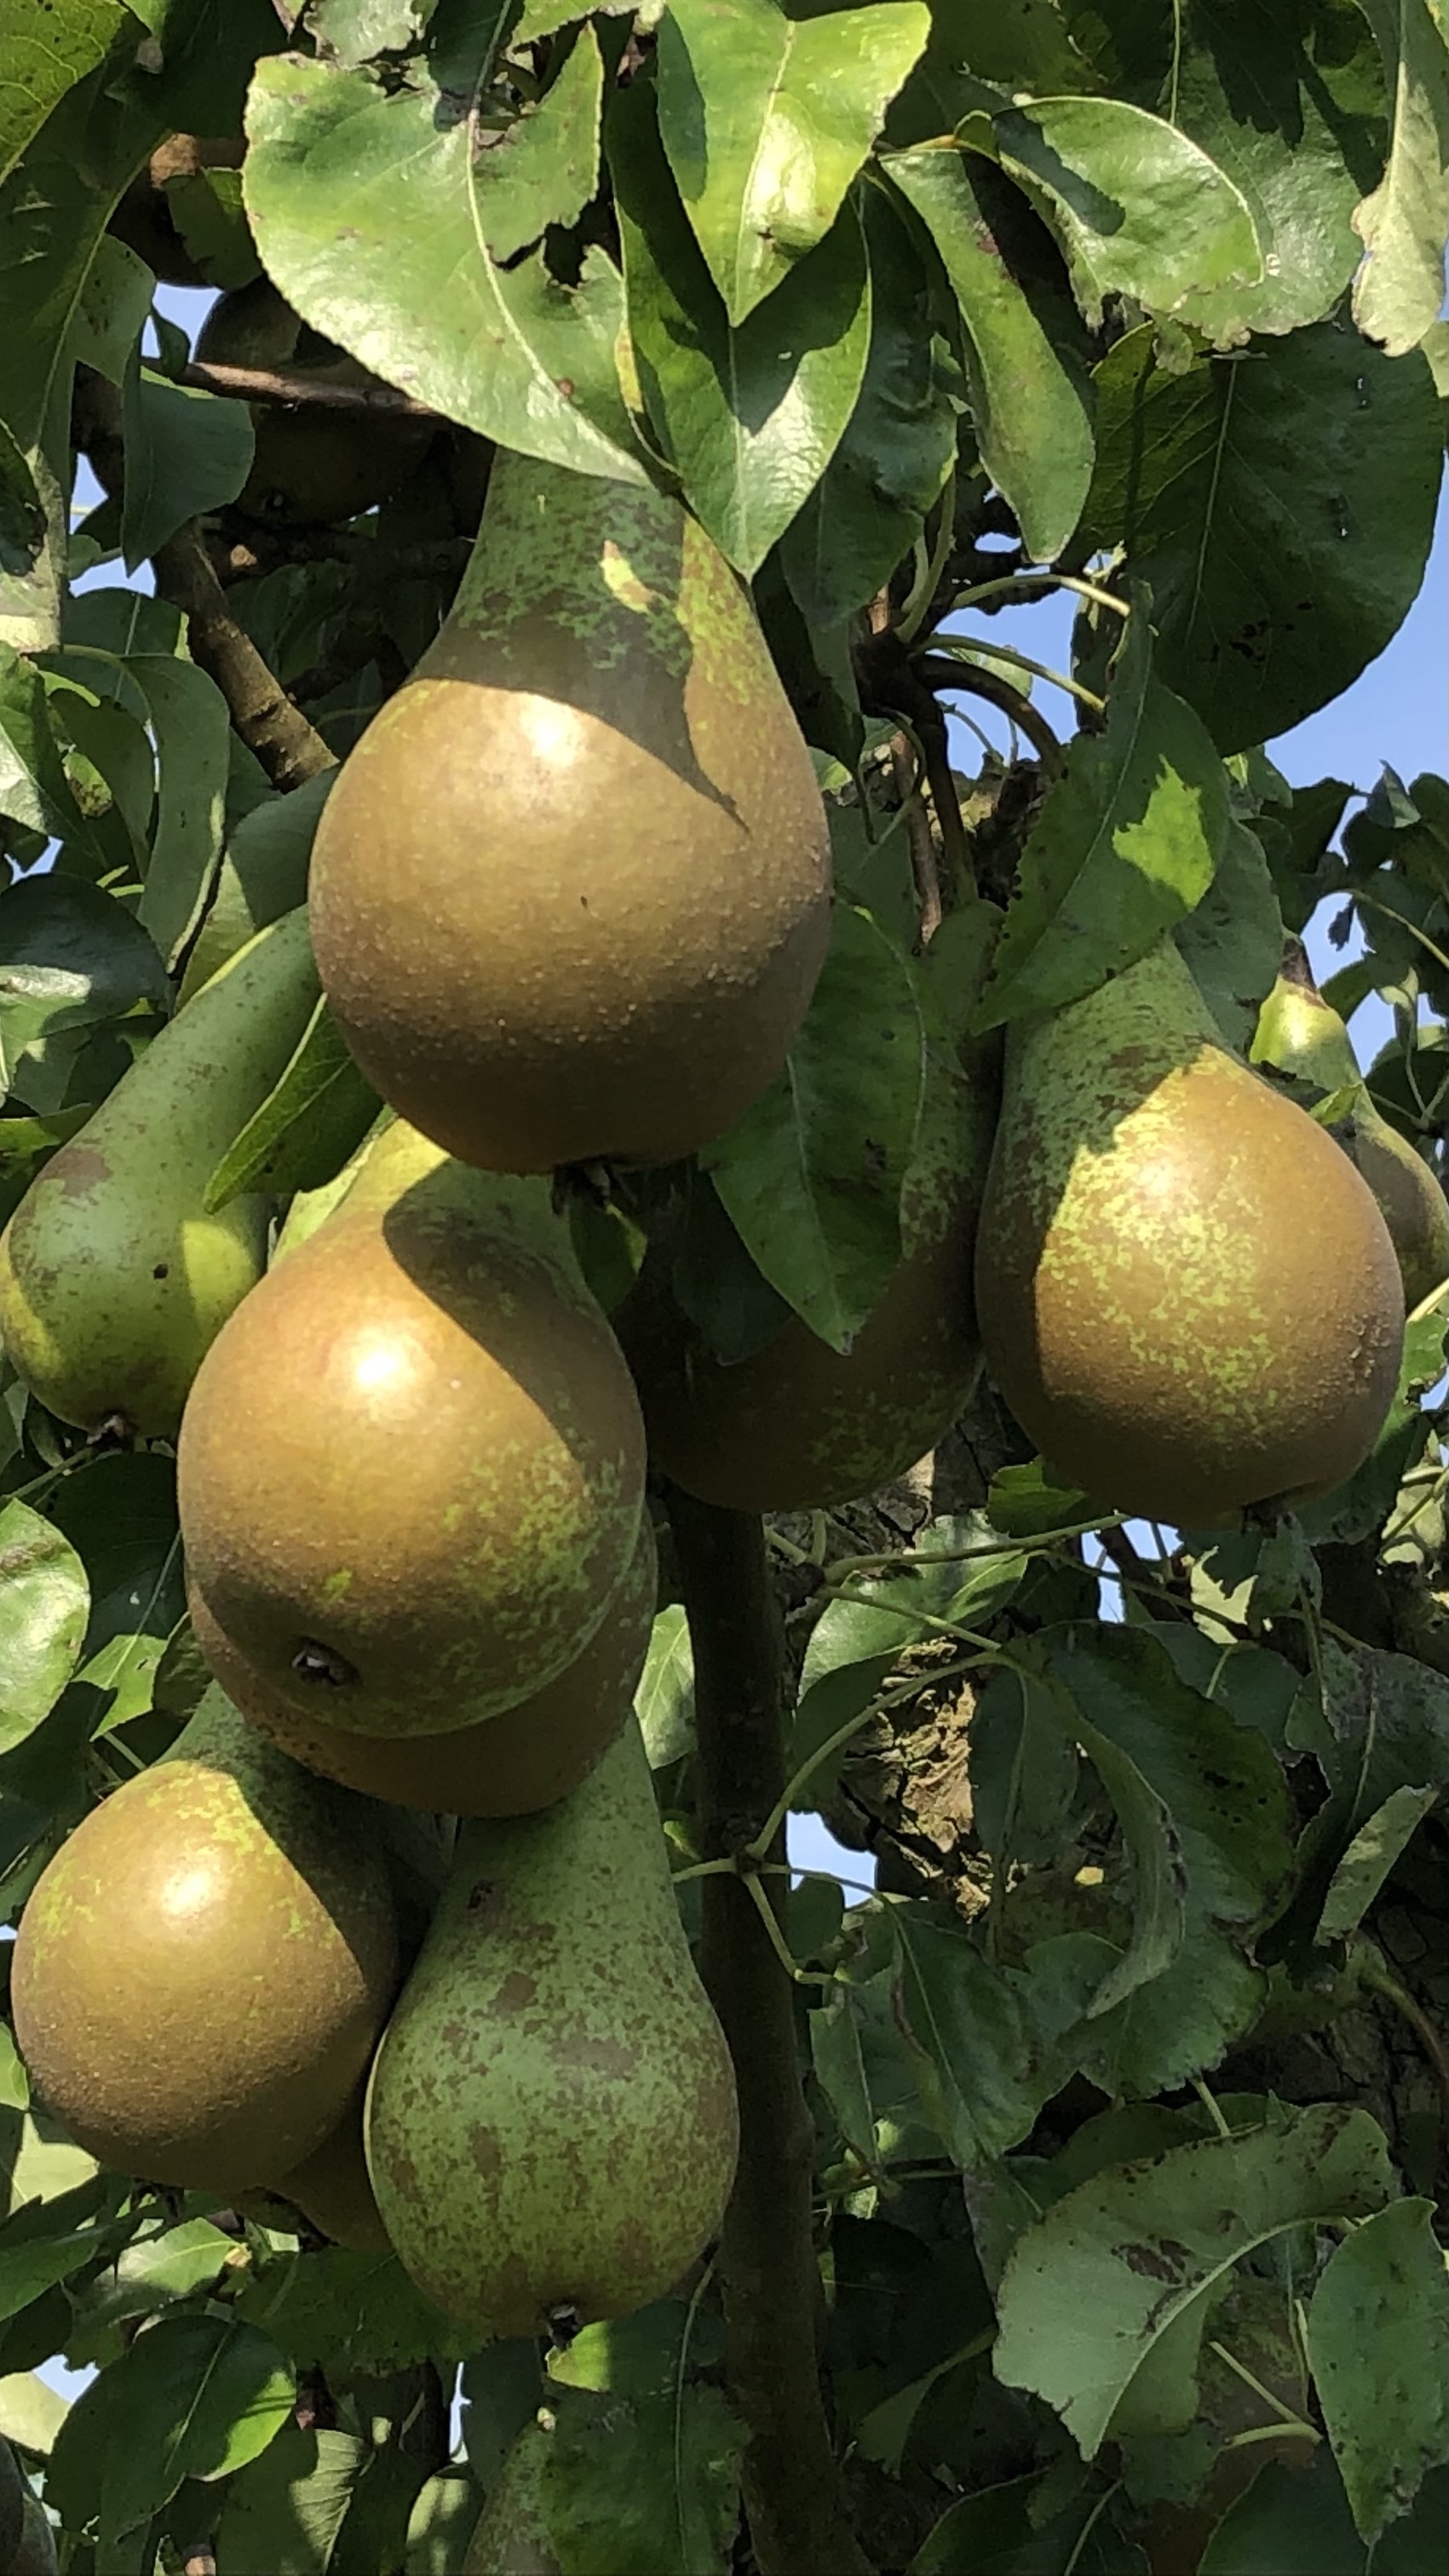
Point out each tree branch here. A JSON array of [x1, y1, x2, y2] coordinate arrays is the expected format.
[[666, 1487, 872, 2576], [181, 359, 435, 417], [152, 523, 336, 791], [916, 653, 1065, 775], [74, 369, 335, 793]]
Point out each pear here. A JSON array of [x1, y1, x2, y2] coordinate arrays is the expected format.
[[620, 1049, 998, 1509], [195, 279, 434, 524], [309, 448, 831, 1173], [463, 2422, 559, 2576], [273, 2086, 392, 2252], [366, 1717, 738, 2340], [10, 1688, 398, 2193], [1250, 940, 1447, 1313], [974, 939, 1404, 1526], [237, 1515, 657, 1815], [0, 908, 318, 1437], [180, 1121, 647, 1738]]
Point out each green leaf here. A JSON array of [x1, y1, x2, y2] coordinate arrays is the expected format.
[[778, 184, 958, 627], [70, 236, 152, 385], [405, 2468, 484, 2576], [984, 1459, 1094, 1538], [1307, 2199, 1448, 2543], [994, 2105, 1396, 2457], [49, 2310, 294, 2551], [994, 94, 1262, 327], [121, 653, 233, 971], [0, 873, 168, 1094], [542, 2303, 743, 2576], [204, 994, 380, 1210], [634, 1604, 695, 1769], [1314, 1784, 1441, 1941], [1082, 320, 1444, 754], [972, 604, 1228, 1028], [0, 635, 108, 856], [179, 767, 336, 1003], [1199, 2450, 1366, 2574], [0, 416, 44, 580], [1044, 1625, 1296, 2093], [810, 1991, 878, 2166], [214, 2423, 370, 2576], [239, 2245, 473, 2376], [120, 362, 256, 571], [891, 1908, 1081, 2164], [474, 24, 603, 262], [1174, 817, 1285, 1051], [0, 1500, 89, 1755], [885, 144, 1093, 562], [969, 1668, 1082, 1871], [244, 51, 645, 485], [49, 1451, 185, 1735], [611, 77, 871, 572], [0, 2366, 68, 2455], [0, 2223, 110, 2326], [1161, 0, 1387, 345], [704, 903, 925, 1349], [0, 0, 129, 181], [1352, 0, 1449, 355], [656, 0, 929, 323]]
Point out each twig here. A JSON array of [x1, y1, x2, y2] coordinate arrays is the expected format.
[[916, 653, 1065, 773], [73, 371, 334, 793], [153, 523, 336, 791], [888, 729, 943, 948], [667, 1486, 873, 2576], [182, 359, 435, 417]]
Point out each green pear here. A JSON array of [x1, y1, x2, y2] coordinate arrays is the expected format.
[[310, 448, 831, 1172], [463, 2422, 559, 2576], [975, 939, 1404, 1526], [1250, 939, 1448, 1313], [274, 2085, 393, 2251], [0, 908, 319, 1437], [180, 1120, 647, 1738], [11, 1685, 399, 2193], [366, 1717, 738, 2340]]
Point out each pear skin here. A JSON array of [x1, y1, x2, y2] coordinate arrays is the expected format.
[[11, 1688, 398, 2193], [235, 1515, 657, 1814], [1251, 943, 1448, 1313], [275, 2087, 392, 2252], [975, 940, 1404, 1525], [180, 1123, 647, 1737], [463, 2423, 559, 2576], [0, 909, 318, 1437], [366, 1719, 738, 2340], [310, 450, 831, 1172]]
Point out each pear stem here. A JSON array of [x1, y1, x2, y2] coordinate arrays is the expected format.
[[667, 1486, 874, 2576]]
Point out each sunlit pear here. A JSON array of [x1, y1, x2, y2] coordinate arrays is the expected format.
[[180, 1121, 647, 1738], [238, 1515, 657, 1814], [11, 1688, 398, 2193], [309, 448, 831, 1172], [975, 939, 1404, 1525]]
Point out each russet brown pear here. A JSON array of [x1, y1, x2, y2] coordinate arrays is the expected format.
[[180, 1122, 646, 1738], [309, 449, 831, 1173], [975, 940, 1404, 1526], [11, 1690, 398, 2193]]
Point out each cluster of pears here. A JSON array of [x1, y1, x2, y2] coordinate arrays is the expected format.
[[0, 422, 1433, 2378]]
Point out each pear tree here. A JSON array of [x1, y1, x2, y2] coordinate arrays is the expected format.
[[0, 3, 1446, 2573]]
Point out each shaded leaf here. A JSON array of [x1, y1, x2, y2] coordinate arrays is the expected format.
[[1082, 320, 1443, 753], [214, 2422, 369, 2576], [886, 143, 1093, 562], [0, 866, 166, 1099], [779, 184, 958, 627], [1314, 1784, 1441, 1941], [120, 362, 256, 571], [656, 0, 929, 322], [1175, 817, 1285, 1050], [1307, 2197, 1448, 2543], [244, 51, 644, 484], [994, 2105, 1396, 2456], [204, 994, 380, 1210], [704, 903, 924, 1349], [611, 77, 871, 572]]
